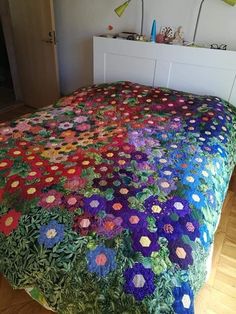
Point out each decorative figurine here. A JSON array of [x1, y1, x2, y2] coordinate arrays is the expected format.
[[160, 26, 174, 44], [172, 26, 184, 45], [156, 33, 165, 44], [150, 20, 157, 43]]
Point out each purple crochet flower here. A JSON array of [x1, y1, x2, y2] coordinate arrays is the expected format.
[[137, 161, 155, 172], [178, 215, 199, 241], [114, 156, 131, 168], [92, 177, 114, 191], [144, 196, 169, 219], [132, 229, 160, 257], [166, 196, 191, 217], [107, 198, 129, 217], [131, 151, 148, 163], [159, 166, 177, 179], [124, 263, 156, 301], [156, 216, 182, 241], [96, 214, 123, 239], [83, 194, 106, 215], [122, 209, 148, 231], [113, 185, 140, 199], [157, 178, 177, 195], [168, 239, 193, 269]]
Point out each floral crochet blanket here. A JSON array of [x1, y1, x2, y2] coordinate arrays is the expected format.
[[0, 82, 235, 314]]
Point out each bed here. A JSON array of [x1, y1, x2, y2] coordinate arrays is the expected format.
[[0, 79, 236, 313]]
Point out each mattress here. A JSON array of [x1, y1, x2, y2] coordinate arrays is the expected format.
[[0, 82, 235, 314]]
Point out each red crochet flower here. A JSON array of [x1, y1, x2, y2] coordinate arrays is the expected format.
[[8, 148, 25, 158], [6, 175, 24, 193], [22, 183, 42, 199], [44, 163, 64, 174], [40, 174, 60, 187], [0, 209, 22, 236], [73, 213, 96, 236], [0, 159, 13, 171], [93, 163, 113, 177], [62, 166, 82, 178], [25, 168, 42, 181]]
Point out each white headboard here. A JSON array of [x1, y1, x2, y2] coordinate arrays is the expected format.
[[93, 36, 236, 107]]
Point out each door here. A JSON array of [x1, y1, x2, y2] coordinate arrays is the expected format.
[[8, 0, 60, 108]]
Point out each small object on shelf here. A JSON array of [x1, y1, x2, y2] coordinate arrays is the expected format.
[[150, 20, 157, 43], [210, 44, 227, 50], [108, 25, 114, 31], [135, 34, 146, 41], [117, 31, 139, 40], [160, 26, 174, 44], [156, 33, 165, 44], [100, 34, 117, 38], [171, 26, 184, 45]]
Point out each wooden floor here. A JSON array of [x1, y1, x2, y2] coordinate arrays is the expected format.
[[0, 104, 35, 123], [195, 177, 236, 314], [0, 107, 236, 313], [0, 86, 15, 110]]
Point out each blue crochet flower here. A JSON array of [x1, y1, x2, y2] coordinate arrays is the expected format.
[[124, 263, 156, 301], [191, 155, 208, 169], [38, 220, 64, 249], [172, 282, 194, 314], [185, 190, 205, 210], [199, 224, 211, 250], [181, 171, 200, 188], [86, 245, 116, 277]]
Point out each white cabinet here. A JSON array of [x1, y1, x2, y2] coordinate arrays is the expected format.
[[93, 36, 236, 106]]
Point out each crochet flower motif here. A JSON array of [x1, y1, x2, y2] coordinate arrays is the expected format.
[[144, 196, 168, 219], [73, 213, 96, 236], [83, 194, 106, 215], [179, 215, 199, 241], [172, 282, 194, 314], [0, 209, 22, 236], [86, 245, 116, 277], [38, 190, 62, 209], [199, 224, 211, 250], [122, 209, 148, 231], [124, 263, 156, 301], [156, 216, 181, 241], [185, 190, 205, 210], [166, 196, 191, 217], [38, 220, 64, 248], [132, 229, 160, 257], [168, 239, 193, 269], [131, 151, 148, 163], [96, 214, 123, 238]]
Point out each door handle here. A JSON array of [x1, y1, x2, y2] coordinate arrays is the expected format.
[[42, 31, 56, 44], [42, 38, 53, 44]]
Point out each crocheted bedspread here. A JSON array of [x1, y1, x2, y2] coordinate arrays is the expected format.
[[0, 82, 235, 314]]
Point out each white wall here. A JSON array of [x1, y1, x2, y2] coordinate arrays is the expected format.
[[54, 0, 236, 95]]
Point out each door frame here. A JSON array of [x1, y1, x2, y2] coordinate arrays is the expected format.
[[0, 0, 22, 101]]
